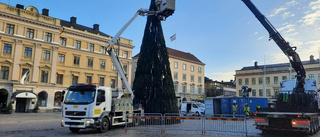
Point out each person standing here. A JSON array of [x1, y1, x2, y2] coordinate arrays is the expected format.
[[232, 103, 237, 118], [256, 104, 260, 112], [244, 103, 250, 118]]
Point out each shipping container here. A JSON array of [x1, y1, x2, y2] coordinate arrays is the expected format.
[[205, 97, 268, 116]]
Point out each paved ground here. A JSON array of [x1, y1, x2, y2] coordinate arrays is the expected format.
[[0, 112, 317, 137]]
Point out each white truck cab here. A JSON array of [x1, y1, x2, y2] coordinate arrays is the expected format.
[[180, 101, 205, 116], [61, 84, 141, 133]]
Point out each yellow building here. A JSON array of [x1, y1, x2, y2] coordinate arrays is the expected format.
[[132, 47, 206, 106], [0, 3, 134, 112], [235, 55, 320, 102]]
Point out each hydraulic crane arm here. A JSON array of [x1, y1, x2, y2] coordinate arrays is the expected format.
[[242, 0, 306, 93]]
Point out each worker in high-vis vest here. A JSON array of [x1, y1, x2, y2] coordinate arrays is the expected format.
[[256, 104, 261, 112], [244, 103, 250, 119], [232, 103, 237, 118]]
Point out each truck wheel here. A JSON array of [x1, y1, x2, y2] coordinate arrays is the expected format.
[[69, 128, 80, 133], [196, 112, 200, 116], [97, 117, 109, 133]]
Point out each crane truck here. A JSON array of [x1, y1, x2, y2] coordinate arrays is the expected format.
[[60, 0, 175, 133], [242, 0, 320, 134]]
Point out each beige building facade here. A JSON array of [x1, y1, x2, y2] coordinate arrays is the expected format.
[[0, 3, 134, 112], [235, 56, 320, 102], [132, 47, 205, 106]]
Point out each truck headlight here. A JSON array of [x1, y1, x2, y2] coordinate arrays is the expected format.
[[86, 120, 90, 125]]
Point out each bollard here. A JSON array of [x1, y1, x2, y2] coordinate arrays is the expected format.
[[125, 129, 127, 133], [161, 130, 165, 134]]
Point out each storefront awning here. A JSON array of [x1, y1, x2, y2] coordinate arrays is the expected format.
[[14, 92, 37, 99]]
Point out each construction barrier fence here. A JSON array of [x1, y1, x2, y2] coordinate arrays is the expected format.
[[125, 113, 247, 136]]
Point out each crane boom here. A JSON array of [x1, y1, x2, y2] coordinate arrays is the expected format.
[[242, 0, 306, 93]]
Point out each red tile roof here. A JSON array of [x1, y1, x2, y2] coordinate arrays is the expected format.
[[133, 47, 204, 64]]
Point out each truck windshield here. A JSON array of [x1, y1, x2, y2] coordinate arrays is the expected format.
[[196, 103, 205, 108], [64, 90, 95, 104]]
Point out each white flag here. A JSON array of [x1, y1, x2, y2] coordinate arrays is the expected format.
[[20, 69, 30, 85], [170, 33, 176, 41]]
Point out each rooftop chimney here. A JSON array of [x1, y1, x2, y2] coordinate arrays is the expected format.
[[310, 55, 315, 63], [254, 61, 258, 67], [93, 24, 99, 31], [70, 17, 77, 24], [16, 4, 24, 9], [42, 8, 49, 16]]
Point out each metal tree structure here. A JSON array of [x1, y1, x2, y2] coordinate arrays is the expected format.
[[133, 0, 179, 114]]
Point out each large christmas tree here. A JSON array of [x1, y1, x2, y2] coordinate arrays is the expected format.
[[133, 0, 179, 114]]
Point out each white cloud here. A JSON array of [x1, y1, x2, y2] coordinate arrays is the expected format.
[[282, 12, 295, 18], [310, 0, 320, 10], [269, 7, 287, 17], [286, 0, 298, 6], [278, 24, 295, 33], [257, 36, 264, 40], [300, 10, 320, 26], [210, 71, 235, 81], [254, 32, 258, 35]]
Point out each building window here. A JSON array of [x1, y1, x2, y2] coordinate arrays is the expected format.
[[6, 23, 14, 35], [26, 28, 34, 39], [123, 65, 127, 73], [75, 40, 81, 49], [183, 64, 186, 70], [252, 78, 256, 85], [88, 58, 93, 67], [198, 67, 202, 73], [54, 92, 62, 107], [259, 89, 263, 97], [238, 79, 242, 85], [22, 68, 30, 81], [60, 37, 66, 46], [24, 47, 32, 57], [191, 75, 194, 82], [183, 74, 186, 81], [101, 46, 106, 54], [123, 51, 128, 58], [38, 91, 47, 107], [58, 54, 65, 63], [41, 70, 49, 83], [198, 76, 202, 83], [266, 89, 271, 97], [182, 85, 187, 93], [0, 66, 9, 80], [309, 74, 314, 79], [89, 43, 94, 52], [252, 89, 256, 96], [274, 88, 280, 95], [112, 63, 116, 70], [191, 65, 194, 72], [198, 87, 202, 94], [74, 56, 80, 65], [266, 77, 270, 84], [282, 76, 287, 81], [274, 76, 278, 84], [111, 79, 116, 88], [99, 77, 105, 86], [45, 32, 52, 42], [100, 61, 105, 69], [56, 74, 63, 84], [174, 84, 178, 93], [174, 72, 178, 80], [258, 77, 263, 84], [72, 75, 78, 85], [3, 43, 12, 54], [43, 50, 50, 60], [190, 86, 195, 94], [87, 76, 92, 83], [174, 62, 178, 69], [245, 78, 249, 85]]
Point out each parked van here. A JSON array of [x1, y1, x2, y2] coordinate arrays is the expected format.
[[180, 101, 205, 116]]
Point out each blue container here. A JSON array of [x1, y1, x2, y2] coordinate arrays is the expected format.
[[210, 97, 231, 115]]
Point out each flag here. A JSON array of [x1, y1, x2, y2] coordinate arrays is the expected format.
[[170, 33, 176, 41], [20, 69, 30, 85]]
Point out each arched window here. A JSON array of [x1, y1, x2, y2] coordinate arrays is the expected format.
[[38, 91, 48, 107], [54, 91, 62, 107]]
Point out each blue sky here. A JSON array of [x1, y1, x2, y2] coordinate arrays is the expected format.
[[3, 0, 320, 82]]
